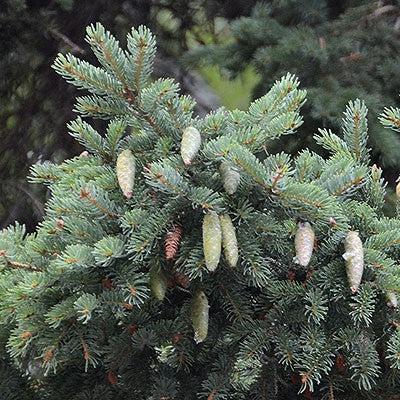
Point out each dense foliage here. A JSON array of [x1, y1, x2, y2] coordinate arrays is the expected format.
[[0, 0, 257, 230], [187, 0, 400, 176], [0, 25, 399, 399]]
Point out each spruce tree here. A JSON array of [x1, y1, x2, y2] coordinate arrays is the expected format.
[[186, 0, 400, 176], [1, 0, 256, 229], [0, 24, 399, 399]]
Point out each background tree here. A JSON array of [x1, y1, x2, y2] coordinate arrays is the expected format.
[[186, 0, 400, 183], [0, 24, 399, 400], [0, 0, 258, 230]]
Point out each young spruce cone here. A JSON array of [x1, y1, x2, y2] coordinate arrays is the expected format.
[[164, 224, 183, 261]]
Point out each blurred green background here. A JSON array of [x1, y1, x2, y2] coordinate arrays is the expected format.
[[2, 0, 400, 231]]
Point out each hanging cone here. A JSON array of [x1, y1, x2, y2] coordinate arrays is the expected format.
[[342, 231, 364, 293], [219, 214, 239, 267], [219, 162, 240, 194], [116, 149, 135, 199], [293, 221, 315, 267], [150, 268, 168, 301], [191, 289, 209, 343], [203, 211, 222, 272], [164, 224, 183, 261], [181, 126, 201, 165]]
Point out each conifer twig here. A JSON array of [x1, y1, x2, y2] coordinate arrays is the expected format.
[[0, 251, 41, 271], [50, 28, 86, 55]]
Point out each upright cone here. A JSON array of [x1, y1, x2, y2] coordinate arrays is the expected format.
[[220, 214, 239, 267], [294, 221, 315, 267], [191, 290, 209, 343], [342, 231, 364, 293], [203, 211, 222, 272], [116, 149, 135, 199], [181, 126, 201, 165]]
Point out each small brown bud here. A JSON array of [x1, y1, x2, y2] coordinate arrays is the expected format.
[[336, 354, 346, 374], [20, 331, 33, 341], [107, 371, 118, 385], [128, 323, 138, 335], [102, 277, 113, 290], [43, 349, 54, 362], [172, 333, 183, 344], [175, 272, 190, 288], [55, 219, 65, 229]]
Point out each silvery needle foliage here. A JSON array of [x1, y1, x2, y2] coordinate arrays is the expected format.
[[0, 23, 399, 400]]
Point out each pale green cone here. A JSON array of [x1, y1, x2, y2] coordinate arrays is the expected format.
[[203, 211, 222, 272], [342, 231, 364, 293], [220, 214, 238, 268], [386, 291, 398, 308], [220, 162, 240, 195], [116, 149, 135, 199], [191, 290, 209, 343], [181, 126, 201, 165], [150, 268, 168, 301], [293, 221, 315, 267]]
